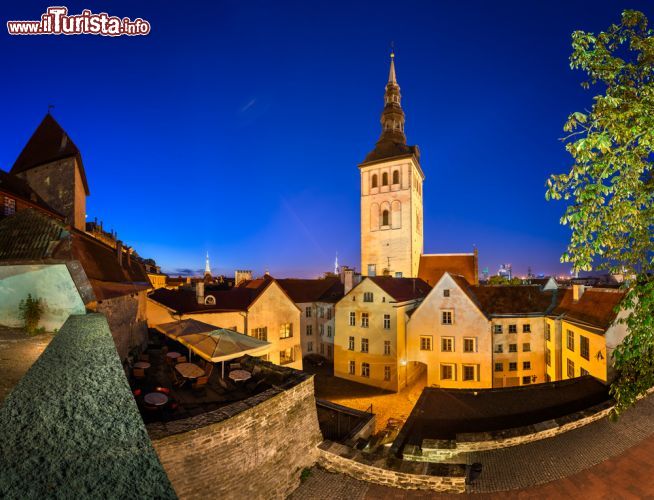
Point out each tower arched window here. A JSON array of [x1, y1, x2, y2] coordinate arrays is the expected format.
[[371, 174, 378, 188], [382, 172, 389, 186], [382, 209, 390, 226], [392, 170, 399, 184]]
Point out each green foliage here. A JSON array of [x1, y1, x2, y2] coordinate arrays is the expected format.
[[546, 10, 654, 415], [300, 468, 312, 482], [18, 294, 44, 335], [487, 276, 523, 286]]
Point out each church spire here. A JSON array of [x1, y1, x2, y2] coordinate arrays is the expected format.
[[204, 251, 211, 277], [378, 50, 406, 146]]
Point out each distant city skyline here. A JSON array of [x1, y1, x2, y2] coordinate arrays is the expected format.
[[2, 1, 651, 278]]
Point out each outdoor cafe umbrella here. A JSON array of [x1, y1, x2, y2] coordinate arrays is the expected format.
[[155, 319, 271, 375]]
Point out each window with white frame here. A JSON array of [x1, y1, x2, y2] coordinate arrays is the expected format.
[[440, 364, 455, 380], [363, 292, 373, 302], [349, 312, 356, 326], [462, 364, 476, 381], [252, 327, 267, 341], [493, 324, 503, 334], [384, 365, 391, 381], [327, 325, 332, 337], [307, 341, 313, 352], [441, 310, 453, 325], [319, 307, 325, 318], [567, 330, 575, 351], [361, 313, 369, 328], [348, 336, 354, 351], [361, 362, 370, 377], [523, 324, 531, 333], [441, 337, 454, 352], [319, 324, 324, 336], [279, 323, 293, 339], [509, 324, 517, 334], [306, 325, 312, 336], [305, 307, 312, 318], [384, 340, 391, 355], [361, 338, 369, 353], [420, 336, 432, 351], [383, 314, 391, 329], [348, 360, 355, 375], [463, 337, 476, 353]]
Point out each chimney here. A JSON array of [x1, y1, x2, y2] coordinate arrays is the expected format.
[[235, 270, 253, 286], [196, 281, 205, 304], [116, 240, 123, 266], [572, 284, 585, 302], [341, 266, 354, 295]]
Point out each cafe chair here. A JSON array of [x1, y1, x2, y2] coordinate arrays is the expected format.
[[193, 376, 209, 389], [133, 368, 146, 380], [177, 356, 188, 364]]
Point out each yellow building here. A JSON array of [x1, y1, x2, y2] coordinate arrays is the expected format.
[[146, 275, 302, 370], [407, 272, 556, 389], [334, 277, 431, 392], [359, 52, 424, 279], [548, 285, 626, 383], [147, 272, 167, 289]]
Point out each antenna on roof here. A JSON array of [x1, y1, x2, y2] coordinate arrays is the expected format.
[[47, 104, 55, 115]]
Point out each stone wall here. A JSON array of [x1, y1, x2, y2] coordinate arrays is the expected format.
[[97, 290, 148, 361], [317, 440, 466, 493], [149, 374, 323, 499], [402, 399, 614, 462]]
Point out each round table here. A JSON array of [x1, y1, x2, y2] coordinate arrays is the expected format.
[[166, 352, 181, 360], [144, 392, 169, 406], [175, 362, 205, 379], [228, 369, 252, 382], [134, 361, 151, 369]]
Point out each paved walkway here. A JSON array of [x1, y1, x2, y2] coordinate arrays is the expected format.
[[290, 393, 654, 498]]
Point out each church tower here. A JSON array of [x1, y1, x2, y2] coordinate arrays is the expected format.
[[360, 51, 424, 278]]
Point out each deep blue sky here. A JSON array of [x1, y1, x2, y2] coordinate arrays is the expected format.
[[1, 1, 651, 278]]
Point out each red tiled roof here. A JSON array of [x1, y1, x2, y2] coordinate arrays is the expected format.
[[277, 277, 344, 303], [368, 276, 431, 302], [149, 278, 272, 314], [10, 114, 89, 195], [473, 285, 557, 316], [551, 288, 625, 330], [418, 253, 478, 286]]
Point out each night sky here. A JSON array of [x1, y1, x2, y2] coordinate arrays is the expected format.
[[1, 1, 652, 278]]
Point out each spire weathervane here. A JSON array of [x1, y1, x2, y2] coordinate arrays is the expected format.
[[47, 104, 54, 115]]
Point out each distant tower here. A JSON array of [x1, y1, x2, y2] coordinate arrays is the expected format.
[[360, 50, 424, 278], [334, 252, 340, 275], [204, 252, 212, 278]]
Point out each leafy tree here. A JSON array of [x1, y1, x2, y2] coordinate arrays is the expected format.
[[487, 276, 522, 286], [546, 10, 654, 414], [19, 294, 44, 335]]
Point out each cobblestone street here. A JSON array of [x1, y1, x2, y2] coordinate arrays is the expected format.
[[290, 393, 654, 498]]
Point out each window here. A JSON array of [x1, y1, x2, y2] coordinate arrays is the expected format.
[[348, 336, 354, 351], [523, 324, 531, 333], [327, 325, 332, 337], [319, 324, 324, 336], [349, 360, 355, 375], [440, 364, 454, 380], [493, 324, 503, 334], [361, 338, 369, 353], [567, 330, 575, 351], [382, 172, 388, 186], [462, 365, 476, 381], [546, 349, 551, 366], [326, 308, 332, 320], [361, 313, 369, 328], [306, 325, 312, 336], [382, 210, 390, 226], [361, 362, 370, 377], [443, 289, 450, 297], [395, 272, 403, 278], [305, 307, 312, 318], [252, 327, 267, 341], [349, 312, 356, 326], [280, 323, 293, 339], [463, 338, 476, 353], [522, 376, 532, 385], [567, 359, 575, 378], [494, 344, 503, 354], [495, 363, 503, 372], [392, 170, 399, 184], [368, 264, 376, 277], [371, 174, 378, 188], [545, 323, 551, 341], [509, 324, 517, 334], [580, 367, 589, 377], [363, 292, 374, 302], [383, 314, 391, 329], [320, 343, 325, 355], [580, 335, 590, 360], [420, 336, 432, 351], [381, 365, 390, 381], [523, 361, 531, 370], [319, 307, 325, 318], [3, 197, 16, 216], [279, 347, 295, 365], [509, 344, 517, 353], [327, 345, 332, 358], [307, 341, 313, 352], [441, 337, 454, 352], [384, 340, 391, 355], [509, 362, 517, 371], [523, 343, 531, 352], [441, 310, 453, 325]]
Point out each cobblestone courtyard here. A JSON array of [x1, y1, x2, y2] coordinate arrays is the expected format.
[[291, 392, 654, 498], [0, 326, 54, 402], [306, 363, 426, 434]]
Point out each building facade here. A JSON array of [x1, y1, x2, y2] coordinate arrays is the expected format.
[[333, 277, 430, 392]]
